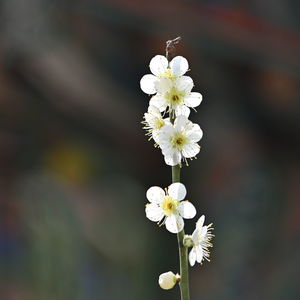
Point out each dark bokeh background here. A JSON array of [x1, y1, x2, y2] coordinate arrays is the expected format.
[[1, 0, 300, 299]]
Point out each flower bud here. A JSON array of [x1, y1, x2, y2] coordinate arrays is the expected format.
[[158, 271, 178, 290], [183, 235, 194, 248]]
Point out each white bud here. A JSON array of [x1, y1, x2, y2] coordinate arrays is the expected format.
[[158, 271, 178, 290]]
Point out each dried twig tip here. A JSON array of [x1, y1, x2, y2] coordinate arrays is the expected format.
[[166, 36, 182, 61], [166, 36, 181, 46]]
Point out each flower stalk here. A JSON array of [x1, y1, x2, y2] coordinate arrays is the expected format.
[[169, 40, 191, 299], [172, 164, 190, 300]]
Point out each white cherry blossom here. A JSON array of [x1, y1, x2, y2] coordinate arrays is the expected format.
[[189, 215, 214, 266], [150, 76, 202, 117], [145, 183, 196, 233], [158, 115, 203, 166], [140, 55, 190, 95]]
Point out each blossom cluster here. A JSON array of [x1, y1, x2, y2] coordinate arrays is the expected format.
[[140, 54, 214, 285], [140, 55, 203, 166], [145, 182, 213, 267]]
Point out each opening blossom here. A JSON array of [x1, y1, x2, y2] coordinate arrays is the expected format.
[[145, 183, 196, 233], [142, 105, 169, 144], [158, 115, 203, 166], [188, 215, 214, 266]]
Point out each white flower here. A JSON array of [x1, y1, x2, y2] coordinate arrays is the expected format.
[[140, 55, 189, 95], [158, 271, 179, 290], [145, 183, 196, 233], [142, 105, 169, 144], [150, 76, 202, 117], [189, 215, 214, 266], [158, 115, 203, 166]]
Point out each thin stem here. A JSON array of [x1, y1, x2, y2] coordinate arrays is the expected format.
[[172, 165, 190, 300], [172, 164, 181, 182], [167, 37, 190, 300]]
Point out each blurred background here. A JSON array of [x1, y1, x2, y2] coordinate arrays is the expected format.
[[0, 0, 300, 299]]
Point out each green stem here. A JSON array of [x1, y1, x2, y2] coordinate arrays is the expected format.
[[172, 165, 190, 300]]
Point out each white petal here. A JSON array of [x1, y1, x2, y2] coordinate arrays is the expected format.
[[146, 186, 165, 203], [182, 119, 195, 132], [189, 247, 196, 266], [163, 151, 181, 166], [178, 201, 196, 219], [174, 76, 193, 93], [168, 182, 186, 201], [159, 126, 176, 149], [196, 215, 205, 229], [161, 143, 175, 156], [147, 105, 161, 116], [140, 74, 158, 94], [149, 55, 168, 76], [170, 56, 189, 76], [174, 115, 190, 132], [145, 203, 164, 222], [163, 118, 171, 126], [184, 92, 203, 108], [152, 130, 160, 144], [192, 228, 201, 245], [165, 215, 184, 233], [195, 246, 204, 263], [200, 226, 208, 237], [159, 124, 175, 141], [149, 95, 168, 112], [182, 143, 200, 158], [156, 77, 173, 94], [175, 105, 190, 118], [144, 113, 157, 128], [186, 124, 203, 142]]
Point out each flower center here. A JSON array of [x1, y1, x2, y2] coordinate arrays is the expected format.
[[160, 68, 174, 78], [165, 87, 185, 108], [155, 118, 165, 130], [171, 133, 187, 150], [172, 95, 180, 102], [161, 196, 178, 216], [175, 137, 184, 145]]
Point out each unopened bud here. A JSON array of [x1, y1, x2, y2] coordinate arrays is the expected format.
[[158, 271, 179, 290], [183, 235, 194, 247]]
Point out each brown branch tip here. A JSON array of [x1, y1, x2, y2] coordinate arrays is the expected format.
[[166, 36, 182, 61]]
